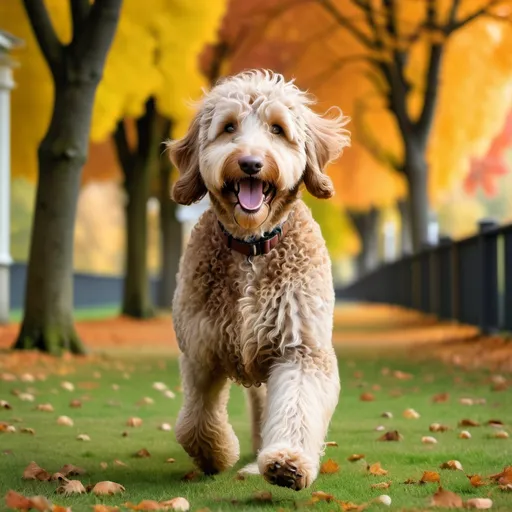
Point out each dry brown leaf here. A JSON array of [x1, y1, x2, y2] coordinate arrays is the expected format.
[[348, 454, 365, 462], [127, 417, 143, 427], [21, 427, 35, 435], [460, 398, 475, 406], [320, 458, 340, 474], [92, 481, 125, 496], [100, 462, 108, 469], [500, 483, 512, 491], [93, 506, 120, 512], [381, 412, 393, 418], [57, 416, 74, 427], [420, 471, 440, 483], [5, 490, 33, 510], [160, 497, 190, 511], [0, 400, 12, 409], [159, 423, 172, 432], [360, 392, 374, 402], [50, 473, 68, 482], [488, 419, 504, 427], [37, 403, 54, 412], [493, 430, 509, 439], [422, 436, 437, 444], [253, 490, 272, 502], [378, 430, 401, 441], [371, 481, 391, 489], [165, 458, 175, 464], [125, 500, 162, 510], [431, 487, 463, 507], [468, 474, 487, 487], [310, 491, 335, 503], [432, 392, 450, 403], [136, 397, 154, 406], [69, 399, 82, 408], [393, 370, 413, 380], [403, 408, 420, 419], [114, 459, 128, 467], [459, 419, 480, 427], [52, 505, 72, 512], [440, 460, 463, 471], [403, 478, 416, 484], [459, 430, 472, 439], [181, 470, 198, 481], [135, 448, 151, 458], [59, 464, 86, 477], [77, 434, 90, 442], [465, 498, 493, 509], [490, 466, 512, 485], [56, 479, 86, 496], [368, 462, 388, 476], [430, 423, 450, 433], [23, 461, 51, 481], [325, 441, 338, 447], [339, 501, 366, 511], [28, 495, 52, 512], [61, 381, 75, 392]]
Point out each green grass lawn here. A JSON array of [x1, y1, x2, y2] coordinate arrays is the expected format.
[[0, 348, 511, 511]]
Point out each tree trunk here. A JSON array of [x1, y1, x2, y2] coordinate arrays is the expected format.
[[158, 158, 182, 309], [15, 84, 96, 355], [348, 208, 379, 278], [122, 161, 153, 318], [405, 151, 429, 253], [397, 198, 413, 255]]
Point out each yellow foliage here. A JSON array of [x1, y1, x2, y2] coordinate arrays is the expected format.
[[436, 191, 486, 239]]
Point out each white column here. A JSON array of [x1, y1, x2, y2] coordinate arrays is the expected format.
[[383, 221, 397, 263], [0, 64, 14, 324]]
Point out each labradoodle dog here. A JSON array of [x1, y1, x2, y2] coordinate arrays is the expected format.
[[168, 70, 350, 491]]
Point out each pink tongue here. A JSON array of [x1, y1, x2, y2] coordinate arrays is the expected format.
[[238, 179, 264, 211]]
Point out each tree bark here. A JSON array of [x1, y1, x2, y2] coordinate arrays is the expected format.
[[348, 208, 379, 278], [397, 198, 413, 255], [15, 0, 121, 354], [405, 150, 429, 253], [157, 157, 182, 309]]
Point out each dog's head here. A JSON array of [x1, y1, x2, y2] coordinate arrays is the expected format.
[[168, 70, 350, 238]]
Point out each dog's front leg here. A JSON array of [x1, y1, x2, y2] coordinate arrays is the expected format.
[[257, 349, 340, 490], [174, 355, 240, 474]]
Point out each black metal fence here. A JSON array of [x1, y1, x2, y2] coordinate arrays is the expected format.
[[337, 220, 512, 334]]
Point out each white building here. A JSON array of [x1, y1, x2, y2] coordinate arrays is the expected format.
[[0, 30, 22, 324]]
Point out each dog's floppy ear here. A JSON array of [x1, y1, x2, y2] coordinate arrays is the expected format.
[[303, 108, 350, 199], [167, 112, 207, 205]]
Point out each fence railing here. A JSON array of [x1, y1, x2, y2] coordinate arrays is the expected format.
[[337, 220, 512, 334]]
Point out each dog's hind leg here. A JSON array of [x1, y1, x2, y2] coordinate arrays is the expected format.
[[246, 384, 267, 455], [174, 355, 240, 475], [257, 349, 340, 490]]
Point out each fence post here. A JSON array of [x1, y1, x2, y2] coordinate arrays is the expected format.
[[504, 228, 512, 331], [479, 219, 499, 334]]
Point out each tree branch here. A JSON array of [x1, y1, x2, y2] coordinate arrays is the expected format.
[[316, 0, 376, 49], [113, 120, 133, 179], [70, 0, 91, 39], [22, 0, 63, 76], [136, 97, 158, 161], [447, 0, 501, 32]]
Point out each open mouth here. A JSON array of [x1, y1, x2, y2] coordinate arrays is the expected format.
[[224, 178, 276, 213]]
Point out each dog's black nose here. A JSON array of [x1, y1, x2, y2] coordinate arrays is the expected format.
[[238, 155, 263, 175]]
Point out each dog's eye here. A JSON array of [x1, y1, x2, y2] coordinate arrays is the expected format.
[[224, 123, 236, 134], [271, 124, 283, 135]]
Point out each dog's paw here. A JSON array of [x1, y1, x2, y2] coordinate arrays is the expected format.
[[258, 444, 316, 491]]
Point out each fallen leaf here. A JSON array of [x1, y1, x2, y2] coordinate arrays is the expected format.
[[403, 478, 416, 484], [360, 392, 374, 402], [181, 470, 198, 481], [69, 399, 82, 408], [381, 412, 393, 418], [160, 497, 190, 511], [422, 436, 438, 444], [77, 434, 90, 441], [163, 390, 176, 399], [159, 423, 172, 432], [56, 480, 86, 496], [339, 501, 366, 511], [29, 496, 53, 512], [137, 397, 154, 406], [21, 427, 35, 435], [459, 419, 480, 427], [375, 425, 385, 431], [122, 431, 129, 437], [468, 474, 487, 487], [5, 490, 33, 510], [465, 498, 493, 509], [135, 448, 151, 458], [432, 392, 450, 403], [153, 382, 167, 391], [166, 458, 175, 464], [393, 370, 413, 380], [403, 408, 420, 419], [92, 481, 125, 495], [368, 462, 388, 476], [493, 431, 509, 439], [36, 403, 54, 412], [59, 464, 86, 477], [460, 398, 475, 406], [459, 430, 472, 439], [23, 461, 51, 481], [21, 373, 35, 383], [430, 423, 450, 432], [500, 483, 512, 491], [310, 491, 335, 503], [114, 459, 128, 467], [325, 441, 338, 447], [50, 473, 68, 482], [126, 500, 161, 510], [431, 487, 463, 507], [254, 491, 273, 502], [488, 419, 504, 427], [0, 400, 12, 409], [420, 471, 440, 483], [61, 382, 75, 392], [100, 462, 108, 469], [19, 393, 35, 402], [371, 481, 391, 489], [127, 417, 143, 427], [57, 416, 74, 427], [378, 430, 401, 441], [375, 495, 391, 506], [93, 506, 120, 512], [320, 459, 340, 474], [348, 454, 365, 462], [490, 466, 512, 485], [440, 460, 463, 471]]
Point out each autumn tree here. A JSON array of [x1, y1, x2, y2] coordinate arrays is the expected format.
[[12, 0, 121, 354]]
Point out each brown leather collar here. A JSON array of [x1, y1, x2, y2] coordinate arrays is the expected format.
[[219, 221, 289, 257]]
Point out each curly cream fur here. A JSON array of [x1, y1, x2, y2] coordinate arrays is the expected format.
[[170, 70, 349, 490]]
